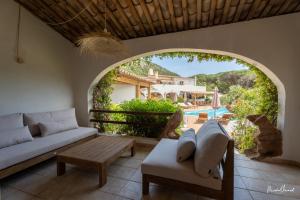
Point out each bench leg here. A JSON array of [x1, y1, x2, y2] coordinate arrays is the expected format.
[[57, 161, 65, 176], [142, 174, 149, 195], [98, 165, 107, 187]]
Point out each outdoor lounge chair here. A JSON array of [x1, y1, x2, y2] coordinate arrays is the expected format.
[[142, 120, 234, 200], [218, 113, 234, 125], [186, 102, 197, 108], [198, 112, 208, 123], [178, 102, 189, 109]]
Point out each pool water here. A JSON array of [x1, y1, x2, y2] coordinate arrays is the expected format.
[[184, 107, 230, 119]]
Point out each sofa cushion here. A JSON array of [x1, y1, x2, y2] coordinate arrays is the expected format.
[[177, 128, 196, 162], [50, 108, 79, 129], [24, 108, 78, 137], [0, 126, 33, 149], [0, 113, 24, 132], [24, 112, 52, 136], [194, 120, 229, 177], [39, 121, 79, 137], [0, 127, 97, 170], [142, 139, 222, 190]]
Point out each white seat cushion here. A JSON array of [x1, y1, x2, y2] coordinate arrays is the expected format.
[[0, 127, 97, 170], [141, 139, 222, 190]]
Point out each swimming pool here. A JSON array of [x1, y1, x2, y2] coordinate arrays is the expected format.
[[184, 107, 230, 119]]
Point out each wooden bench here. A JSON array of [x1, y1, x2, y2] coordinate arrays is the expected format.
[[56, 136, 135, 187]]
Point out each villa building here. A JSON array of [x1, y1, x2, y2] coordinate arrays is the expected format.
[[111, 68, 211, 103], [146, 68, 196, 85], [111, 69, 153, 103]]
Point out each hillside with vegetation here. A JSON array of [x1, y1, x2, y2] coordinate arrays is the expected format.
[[120, 58, 178, 76], [193, 70, 256, 93]]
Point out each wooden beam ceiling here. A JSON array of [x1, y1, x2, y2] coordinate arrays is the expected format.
[[16, 0, 300, 44]]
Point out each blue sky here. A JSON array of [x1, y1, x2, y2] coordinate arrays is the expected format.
[[151, 56, 248, 77]]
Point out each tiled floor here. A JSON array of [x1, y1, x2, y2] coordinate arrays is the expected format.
[[1, 147, 300, 200]]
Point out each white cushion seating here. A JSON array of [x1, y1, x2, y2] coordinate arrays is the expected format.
[[0, 113, 24, 131], [0, 127, 97, 170], [39, 121, 78, 137], [141, 138, 222, 190], [0, 126, 33, 149], [176, 128, 196, 162], [24, 112, 52, 136], [194, 120, 229, 177], [24, 108, 79, 137]]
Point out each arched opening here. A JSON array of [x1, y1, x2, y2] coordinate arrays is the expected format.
[[88, 48, 285, 131]]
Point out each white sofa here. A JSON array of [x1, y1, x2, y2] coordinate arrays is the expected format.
[[0, 109, 97, 178], [141, 120, 234, 200]]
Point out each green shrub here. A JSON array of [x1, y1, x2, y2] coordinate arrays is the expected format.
[[233, 125, 257, 153], [102, 104, 124, 134], [118, 99, 179, 138], [176, 96, 184, 103], [93, 69, 117, 132]]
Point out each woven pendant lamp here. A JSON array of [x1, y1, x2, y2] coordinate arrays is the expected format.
[[77, 0, 127, 56], [77, 30, 127, 56]]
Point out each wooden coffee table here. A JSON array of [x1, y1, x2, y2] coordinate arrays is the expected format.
[[56, 136, 135, 187]]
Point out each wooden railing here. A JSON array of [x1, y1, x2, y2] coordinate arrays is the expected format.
[[89, 109, 174, 128]]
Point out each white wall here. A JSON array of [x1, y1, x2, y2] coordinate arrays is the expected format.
[[173, 77, 195, 85], [71, 13, 300, 163], [111, 83, 136, 104], [0, 0, 76, 115]]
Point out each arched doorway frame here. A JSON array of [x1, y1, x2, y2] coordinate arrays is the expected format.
[[88, 48, 286, 130]]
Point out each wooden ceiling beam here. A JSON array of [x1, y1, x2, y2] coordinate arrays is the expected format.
[[111, 0, 138, 38], [32, 0, 83, 36], [62, 1, 95, 33], [153, 0, 167, 33], [90, 5, 124, 39], [138, 0, 157, 35], [284, 0, 300, 12], [16, 0, 76, 43], [233, 0, 246, 22], [277, 0, 293, 15], [209, 0, 217, 25], [220, 0, 232, 24], [260, 0, 275, 17], [126, 0, 147, 36], [296, 3, 300, 11], [52, 1, 87, 34], [196, 0, 202, 28], [268, 0, 287, 16], [167, 0, 178, 31], [93, 0, 129, 39], [16, 0, 300, 43], [182, 0, 189, 30], [77, 0, 121, 38], [247, 0, 262, 20]]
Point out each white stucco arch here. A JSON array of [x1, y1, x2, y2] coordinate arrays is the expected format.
[[88, 48, 285, 130], [72, 14, 300, 162]]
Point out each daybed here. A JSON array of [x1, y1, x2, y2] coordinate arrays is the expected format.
[[0, 108, 98, 179], [142, 120, 234, 200]]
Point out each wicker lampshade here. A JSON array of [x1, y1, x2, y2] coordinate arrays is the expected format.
[[77, 31, 128, 56]]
